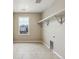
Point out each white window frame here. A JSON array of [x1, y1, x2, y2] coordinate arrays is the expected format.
[[18, 16, 30, 35]]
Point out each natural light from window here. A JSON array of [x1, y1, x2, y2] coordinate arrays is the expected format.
[[19, 16, 29, 35]]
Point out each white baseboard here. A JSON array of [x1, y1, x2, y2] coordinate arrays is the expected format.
[[42, 42, 50, 49], [13, 41, 42, 43], [53, 50, 64, 59], [42, 42, 64, 59]]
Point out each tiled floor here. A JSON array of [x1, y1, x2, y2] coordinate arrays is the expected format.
[[13, 43, 58, 59]]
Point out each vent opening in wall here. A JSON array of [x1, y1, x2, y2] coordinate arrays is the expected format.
[[50, 40, 54, 49], [35, 0, 42, 3]]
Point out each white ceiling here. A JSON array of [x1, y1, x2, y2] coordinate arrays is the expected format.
[[13, 0, 55, 13]]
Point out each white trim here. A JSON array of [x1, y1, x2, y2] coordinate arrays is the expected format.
[[53, 50, 64, 59], [42, 42, 64, 59], [42, 42, 50, 49], [18, 16, 30, 35], [13, 41, 42, 43]]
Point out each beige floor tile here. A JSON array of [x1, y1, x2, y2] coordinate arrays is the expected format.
[[13, 43, 58, 59]]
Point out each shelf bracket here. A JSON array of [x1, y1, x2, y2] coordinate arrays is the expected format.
[[54, 15, 65, 24]]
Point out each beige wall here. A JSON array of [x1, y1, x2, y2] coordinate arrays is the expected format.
[[13, 13, 42, 42], [42, 0, 65, 59], [42, 17, 65, 58]]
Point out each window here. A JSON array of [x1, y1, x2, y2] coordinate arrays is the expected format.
[[19, 16, 29, 35]]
